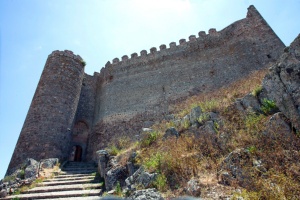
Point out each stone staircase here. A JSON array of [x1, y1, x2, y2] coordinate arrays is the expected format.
[[4, 161, 102, 200]]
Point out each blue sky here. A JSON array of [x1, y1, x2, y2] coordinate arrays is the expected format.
[[0, 0, 299, 179]]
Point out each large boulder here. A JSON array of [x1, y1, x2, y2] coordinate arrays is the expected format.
[[24, 158, 39, 179], [263, 34, 300, 131], [264, 112, 292, 139], [185, 178, 201, 196], [0, 189, 7, 198], [128, 188, 164, 200], [218, 148, 266, 188], [125, 166, 157, 191], [40, 158, 59, 169], [190, 106, 202, 125], [105, 165, 127, 191], [163, 127, 179, 139]]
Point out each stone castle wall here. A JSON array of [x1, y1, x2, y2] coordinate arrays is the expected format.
[[86, 6, 285, 160], [7, 6, 286, 173], [7, 50, 85, 174]]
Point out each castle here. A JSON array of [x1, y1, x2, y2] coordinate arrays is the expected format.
[[6, 5, 285, 175]]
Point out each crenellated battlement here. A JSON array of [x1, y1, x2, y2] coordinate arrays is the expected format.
[[98, 5, 272, 78], [100, 28, 223, 75], [48, 50, 84, 64]]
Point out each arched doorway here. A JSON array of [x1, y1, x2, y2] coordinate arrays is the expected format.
[[71, 121, 89, 161], [74, 145, 82, 161]]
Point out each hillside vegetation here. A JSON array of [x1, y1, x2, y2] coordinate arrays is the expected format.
[[107, 66, 300, 199]]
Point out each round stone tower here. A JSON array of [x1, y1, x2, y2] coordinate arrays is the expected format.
[[7, 50, 85, 175]]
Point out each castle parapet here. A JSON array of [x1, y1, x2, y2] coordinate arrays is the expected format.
[[99, 27, 225, 76], [49, 50, 83, 64]]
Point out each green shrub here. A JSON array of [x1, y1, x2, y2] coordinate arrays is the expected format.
[[153, 173, 167, 192], [199, 99, 219, 112], [115, 181, 122, 196], [245, 113, 264, 134], [197, 113, 210, 124], [247, 145, 257, 154], [140, 131, 159, 147], [3, 175, 16, 182], [252, 85, 263, 97], [144, 152, 162, 172], [261, 98, 277, 114], [107, 145, 120, 156], [182, 118, 190, 129], [81, 60, 86, 66], [19, 169, 25, 179]]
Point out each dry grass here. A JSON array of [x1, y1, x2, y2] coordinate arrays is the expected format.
[[174, 69, 268, 117], [114, 68, 300, 198]]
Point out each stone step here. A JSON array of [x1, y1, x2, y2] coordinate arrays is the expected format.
[[43, 175, 96, 182], [65, 162, 96, 166], [64, 164, 97, 167], [56, 173, 96, 178], [37, 178, 96, 186], [4, 189, 101, 200], [23, 183, 102, 193], [63, 165, 96, 169], [62, 167, 97, 171], [60, 170, 96, 175], [35, 196, 104, 200]]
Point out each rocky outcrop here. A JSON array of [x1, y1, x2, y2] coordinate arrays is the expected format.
[[263, 34, 300, 131], [125, 167, 157, 191], [0, 158, 59, 198], [217, 148, 266, 188], [128, 188, 164, 200]]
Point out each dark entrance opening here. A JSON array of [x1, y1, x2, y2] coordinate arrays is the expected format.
[[74, 145, 82, 161]]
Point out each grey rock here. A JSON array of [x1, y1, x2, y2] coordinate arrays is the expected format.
[[24, 158, 38, 167], [204, 121, 217, 134], [190, 106, 202, 124], [218, 148, 258, 188], [181, 115, 191, 128], [164, 127, 180, 138], [241, 93, 261, 112], [105, 165, 127, 191], [143, 121, 155, 128], [0, 189, 7, 198], [263, 34, 300, 131], [128, 188, 164, 200], [186, 178, 201, 196], [24, 163, 38, 179], [125, 166, 157, 190], [233, 99, 246, 113], [142, 128, 153, 132], [264, 112, 292, 139], [207, 112, 219, 121], [40, 158, 59, 169], [15, 169, 24, 179]]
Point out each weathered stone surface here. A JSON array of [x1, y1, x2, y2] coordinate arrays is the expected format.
[[0, 189, 7, 198], [128, 188, 164, 200], [40, 158, 59, 169], [7, 50, 85, 175], [164, 127, 180, 139], [263, 34, 300, 131], [125, 167, 157, 190], [185, 178, 201, 196], [142, 128, 153, 132], [190, 106, 202, 124], [105, 165, 127, 191], [203, 121, 217, 134], [25, 164, 38, 179], [265, 112, 292, 139], [241, 93, 261, 112], [218, 148, 265, 188]]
